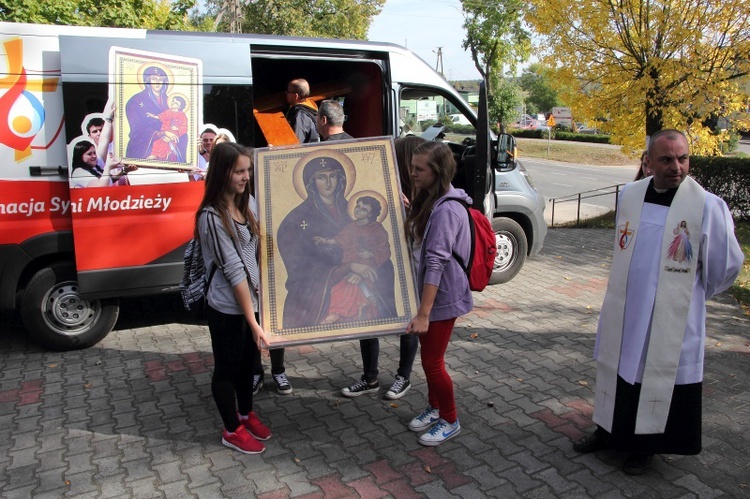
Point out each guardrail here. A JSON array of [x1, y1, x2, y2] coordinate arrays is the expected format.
[[549, 183, 627, 227]]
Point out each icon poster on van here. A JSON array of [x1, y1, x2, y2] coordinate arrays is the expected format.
[[110, 47, 202, 171]]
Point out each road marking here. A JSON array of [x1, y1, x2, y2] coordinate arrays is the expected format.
[[581, 176, 598, 180], [548, 172, 566, 176], [553, 182, 573, 187]]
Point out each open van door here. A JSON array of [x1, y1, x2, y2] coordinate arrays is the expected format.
[[470, 79, 492, 214]]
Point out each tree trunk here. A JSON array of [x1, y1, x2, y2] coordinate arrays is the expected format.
[[645, 67, 664, 141]]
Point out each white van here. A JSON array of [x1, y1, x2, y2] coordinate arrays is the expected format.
[[0, 21, 546, 350], [449, 113, 472, 126]]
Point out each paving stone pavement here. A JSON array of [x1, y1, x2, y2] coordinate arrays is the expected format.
[[1, 228, 748, 498]]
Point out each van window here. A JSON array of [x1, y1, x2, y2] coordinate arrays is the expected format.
[[250, 55, 387, 144], [399, 87, 475, 137]]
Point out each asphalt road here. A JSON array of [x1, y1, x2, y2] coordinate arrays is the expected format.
[[520, 158, 637, 225]]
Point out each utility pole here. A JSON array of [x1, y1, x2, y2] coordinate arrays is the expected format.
[[214, 0, 244, 33], [433, 47, 444, 77]]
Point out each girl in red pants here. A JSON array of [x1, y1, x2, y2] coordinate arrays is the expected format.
[[405, 141, 474, 446]]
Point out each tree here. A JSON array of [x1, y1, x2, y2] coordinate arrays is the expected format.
[[490, 73, 523, 131], [460, 0, 530, 126], [518, 63, 558, 115], [203, 0, 384, 39], [527, 0, 750, 154], [0, 0, 198, 30]]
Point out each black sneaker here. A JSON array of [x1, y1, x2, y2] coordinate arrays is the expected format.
[[252, 373, 264, 396], [385, 375, 411, 400], [272, 373, 293, 395], [341, 377, 380, 397]]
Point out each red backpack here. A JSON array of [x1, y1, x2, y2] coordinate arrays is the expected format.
[[451, 200, 497, 291]]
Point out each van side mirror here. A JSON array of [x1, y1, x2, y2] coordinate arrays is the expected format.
[[495, 133, 516, 168]]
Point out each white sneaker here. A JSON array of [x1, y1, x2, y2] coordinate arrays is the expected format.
[[418, 418, 461, 446], [408, 406, 440, 432]]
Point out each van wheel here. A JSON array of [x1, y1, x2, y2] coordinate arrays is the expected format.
[[489, 218, 527, 285], [21, 262, 119, 351]]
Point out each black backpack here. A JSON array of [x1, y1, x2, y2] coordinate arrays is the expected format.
[[179, 237, 217, 321]]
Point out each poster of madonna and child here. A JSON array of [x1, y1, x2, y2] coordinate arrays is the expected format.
[[110, 47, 202, 170], [256, 138, 419, 347]]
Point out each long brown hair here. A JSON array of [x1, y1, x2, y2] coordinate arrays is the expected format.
[[394, 135, 426, 202], [194, 142, 259, 239], [404, 141, 456, 241]]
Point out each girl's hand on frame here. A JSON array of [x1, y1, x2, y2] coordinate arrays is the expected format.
[[406, 314, 430, 336], [250, 322, 271, 350]]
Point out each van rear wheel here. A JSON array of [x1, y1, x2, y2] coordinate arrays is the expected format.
[[489, 217, 527, 285], [21, 262, 119, 351]]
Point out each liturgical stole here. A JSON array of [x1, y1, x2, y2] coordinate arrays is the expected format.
[[593, 176, 705, 434]]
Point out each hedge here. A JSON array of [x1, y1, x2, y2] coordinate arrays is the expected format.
[[553, 131, 611, 144], [507, 128, 548, 139], [690, 156, 750, 219]]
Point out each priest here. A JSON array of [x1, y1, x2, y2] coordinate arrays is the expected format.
[[573, 129, 744, 475]]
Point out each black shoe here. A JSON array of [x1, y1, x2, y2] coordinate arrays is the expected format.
[[272, 373, 293, 395], [573, 429, 608, 453], [623, 453, 652, 475], [252, 373, 264, 396], [341, 377, 380, 397]]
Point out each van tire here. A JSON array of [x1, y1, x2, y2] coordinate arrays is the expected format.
[[21, 262, 119, 351], [489, 217, 527, 285]]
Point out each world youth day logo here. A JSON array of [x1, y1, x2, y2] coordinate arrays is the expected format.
[[618, 220, 634, 250], [0, 37, 60, 162]]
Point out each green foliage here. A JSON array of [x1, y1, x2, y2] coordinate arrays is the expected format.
[[554, 131, 611, 144], [0, 0, 198, 30], [690, 156, 750, 219], [203, 0, 384, 39], [460, 0, 530, 132], [490, 76, 523, 130], [444, 124, 475, 135], [508, 128, 548, 139], [461, 0, 530, 80], [518, 63, 558, 114]]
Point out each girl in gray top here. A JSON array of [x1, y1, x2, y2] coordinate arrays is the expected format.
[[194, 142, 271, 455]]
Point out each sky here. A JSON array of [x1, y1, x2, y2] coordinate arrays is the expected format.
[[367, 0, 482, 81]]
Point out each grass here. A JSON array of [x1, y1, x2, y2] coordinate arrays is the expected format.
[[732, 220, 750, 315], [558, 210, 616, 229], [516, 138, 638, 166], [566, 214, 749, 315]]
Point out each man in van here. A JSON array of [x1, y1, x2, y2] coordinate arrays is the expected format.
[[285, 78, 319, 143], [317, 100, 353, 141], [193, 128, 217, 180]]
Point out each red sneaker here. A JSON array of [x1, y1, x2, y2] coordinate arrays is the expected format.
[[222, 425, 265, 454], [240, 411, 272, 441]]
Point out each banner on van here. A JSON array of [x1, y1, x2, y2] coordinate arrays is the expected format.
[[110, 47, 202, 170]]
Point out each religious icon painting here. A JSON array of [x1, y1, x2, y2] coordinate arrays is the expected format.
[[667, 220, 693, 264], [255, 137, 419, 347], [109, 47, 202, 170]]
